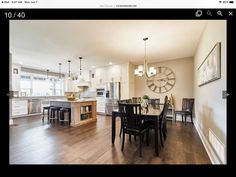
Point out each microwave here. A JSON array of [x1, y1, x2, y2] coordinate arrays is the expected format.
[[96, 88, 105, 97]]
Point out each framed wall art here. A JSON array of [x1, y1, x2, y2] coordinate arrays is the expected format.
[[198, 42, 221, 87]]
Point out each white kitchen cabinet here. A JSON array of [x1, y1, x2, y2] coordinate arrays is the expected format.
[[96, 97, 105, 113], [12, 99, 28, 117], [95, 68, 108, 87], [107, 65, 121, 82], [11, 64, 21, 91]]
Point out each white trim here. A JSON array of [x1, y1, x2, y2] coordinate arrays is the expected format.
[[193, 119, 222, 164]]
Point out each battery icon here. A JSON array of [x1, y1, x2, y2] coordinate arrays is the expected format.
[[229, 1, 234, 3]]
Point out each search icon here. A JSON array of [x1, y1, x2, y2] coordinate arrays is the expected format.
[[217, 11, 223, 16], [207, 11, 212, 16]]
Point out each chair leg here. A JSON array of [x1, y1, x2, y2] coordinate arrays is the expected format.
[[146, 129, 149, 146], [119, 119, 122, 137], [139, 135, 142, 157], [185, 115, 187, 125], [160, 127, 164, 147], [175, 113, 177, 124], [182, 115, 183, 122], [129, 134, 131, 142], [134, 135, 137, 141], [119, 126, 122, 137], [163, 124, 167, 140], [191, 115, 193, 124], [121, 132, 125, 152], [42, 109, 44, 120]]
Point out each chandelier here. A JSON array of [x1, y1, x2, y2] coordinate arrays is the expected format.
[[134, 37, 157, 77]]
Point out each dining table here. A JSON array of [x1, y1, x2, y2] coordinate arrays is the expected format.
[[111, 103, 164, 156]]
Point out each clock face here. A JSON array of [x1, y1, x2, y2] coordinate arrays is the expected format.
[[146, 66, 176, 93]]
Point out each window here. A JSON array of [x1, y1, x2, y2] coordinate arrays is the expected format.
[[20, 72, 64, 96], [20, 74, 31, 96]]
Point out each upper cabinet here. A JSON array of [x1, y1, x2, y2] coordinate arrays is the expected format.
[[107, 65, 121, 82], [11, 64, 21, 91]]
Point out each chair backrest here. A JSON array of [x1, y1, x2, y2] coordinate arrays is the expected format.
[[132, 97, 141, 103], [148, 98, 160, 109], [119, 103, 142, 131], [160, 96, 169, 124], [118, 99, 132, 104], [182, 98, 194, 113]]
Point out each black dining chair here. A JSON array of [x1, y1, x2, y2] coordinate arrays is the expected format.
[[118, 99, 132, 137], [119, 103, 149, 157], [143, 96, 169, 147], [174, 98, 194, 125]]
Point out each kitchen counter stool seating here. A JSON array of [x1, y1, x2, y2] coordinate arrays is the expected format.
[[119, 103, 149, 157], [174, 98, 194, 125], [49, 106, 61, 123], [42, 106, 52, 121], [143, 96, 169, 147], [59, 108, 71, 126]]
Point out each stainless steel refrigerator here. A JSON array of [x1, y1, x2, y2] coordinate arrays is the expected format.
[[105, 82, 120, 115]]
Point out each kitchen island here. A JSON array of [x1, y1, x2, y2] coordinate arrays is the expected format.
[[49, 99, 97, 127]]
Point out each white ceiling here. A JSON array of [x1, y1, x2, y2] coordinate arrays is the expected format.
[[10, 20, 206, 74]]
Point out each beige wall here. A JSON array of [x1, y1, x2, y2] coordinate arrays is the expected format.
[[134, 57, 193, 110], [193, 20, 226, 163]]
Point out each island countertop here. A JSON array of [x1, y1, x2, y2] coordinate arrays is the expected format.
[[49, 98, 97, 103]]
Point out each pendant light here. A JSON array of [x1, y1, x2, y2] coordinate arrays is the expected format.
[[58, 63, 62, 81], [46, 69, 49, 79], [68, 60, 71, 80], [134, 37, 157, 78], [79, 57, 83, 80], [77, 56, 89, 86]]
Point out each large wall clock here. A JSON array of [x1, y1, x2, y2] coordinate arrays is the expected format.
[[146, 66, 176, 93]]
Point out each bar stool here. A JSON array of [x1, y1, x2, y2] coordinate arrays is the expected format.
[[49, 106, 61, 123], [42, 106, 51, 121], [59, 108, 71, 126]]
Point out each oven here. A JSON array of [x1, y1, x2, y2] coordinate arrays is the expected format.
[[96, 88, 105, 97]]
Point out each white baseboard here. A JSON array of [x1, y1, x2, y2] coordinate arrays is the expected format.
[[193, 119, 222, 164]]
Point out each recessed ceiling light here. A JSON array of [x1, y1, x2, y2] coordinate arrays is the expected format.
[[109, 62, 112, 65], [92, 65, 95, 68], [19, 61, 23, 65]]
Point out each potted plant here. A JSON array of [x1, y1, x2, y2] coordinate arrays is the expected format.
[[142, 95, 150, 104]]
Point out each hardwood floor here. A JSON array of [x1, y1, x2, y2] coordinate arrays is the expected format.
[[10, 114, 211, 164]]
